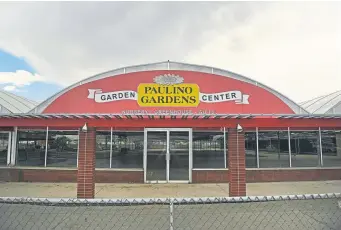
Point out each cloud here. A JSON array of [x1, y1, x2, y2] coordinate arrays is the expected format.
[[0, 2, 340, 102], [0, 2, 229, 85], [0, 70, 46, 89], [185, 2, 341, 102], [3, 85, 16, 92]]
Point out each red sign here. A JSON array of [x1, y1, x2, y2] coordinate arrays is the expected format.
[[43, 70, 294, 114]]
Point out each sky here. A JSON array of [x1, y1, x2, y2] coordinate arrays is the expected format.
[[0, 1, 340, 103]]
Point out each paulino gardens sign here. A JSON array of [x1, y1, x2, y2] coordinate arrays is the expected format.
[[87, 74, 250, 107]]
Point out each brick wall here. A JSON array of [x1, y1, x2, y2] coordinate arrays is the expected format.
[[2, 167, 340, 183], [228, 128, 246, 196], [0, 168, 145, 183], [77, 128, 96, 199], [22, 169, 77, 182], [0, 168, 77, 182], [246, 168, 341, 182], [192, 170, 229, 183], [96, 170, 143, 183], [0, 168, 20, 182]]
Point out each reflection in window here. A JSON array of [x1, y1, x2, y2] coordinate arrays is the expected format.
[[96, 131, 111, 168], [16, 130, 47, 167], [290, 131, 320, 167], [146, 131, 167, 181], [169, 132, 190, 180], [245, 132, 257, 168], [0, 133, 9, 165], [111, 132, 144, 168], [258, 131, 290, 168], [321, 130, 341, 167], [46, 131, 78, 167], [193, 131, 225, 168]]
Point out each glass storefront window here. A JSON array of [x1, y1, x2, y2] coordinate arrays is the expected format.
[[321, 130, 341, 167], [258, 131, 290, 168], [193, 131, 226, 168], [111, 131, 144, 168], [14, 127, 341, 169], [290, 131, 320, 167], [46, 130, 79, 167], [96, 131, 111, 168], [0, 133, 9, 166], [16, 130, 47, 167], [245, 132, 257, 168]]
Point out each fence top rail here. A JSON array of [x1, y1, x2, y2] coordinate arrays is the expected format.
[[0, 193, 340, 206]]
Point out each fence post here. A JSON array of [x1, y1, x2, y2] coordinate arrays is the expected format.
[[170, 200, 174, 230]]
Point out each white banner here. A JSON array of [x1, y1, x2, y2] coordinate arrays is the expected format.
[[88, 89, 249, 104], [199, 90, 249, 104], [87, 89, 137, 103]]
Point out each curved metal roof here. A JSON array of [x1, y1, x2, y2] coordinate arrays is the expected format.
[[0, 90, 38, 114], [30, 61, 308, 114], [299, 90, 341, 114]]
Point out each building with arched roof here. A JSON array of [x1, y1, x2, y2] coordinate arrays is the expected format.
[[30, 61, 308, 114], [0, 90, 37, 114], [300, 90, 341, 114], [0, 61, 340, 198]]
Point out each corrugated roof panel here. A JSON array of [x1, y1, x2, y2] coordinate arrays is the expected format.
[[0, 90, 38, 114], [325, 101, 341, 114], [313, 94, 341, 114], [300, 90, 341, 114], [299, 94, 328, 108]]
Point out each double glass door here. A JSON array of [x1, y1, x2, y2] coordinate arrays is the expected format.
[[144, 128, 192, 183]]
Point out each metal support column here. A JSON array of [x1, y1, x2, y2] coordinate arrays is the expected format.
[[110, 127, 113, 168], [318, 127, 323, 167], [224, 127, 227, 168], [288, 127, 292, 167], [44, 127, 49, 167]]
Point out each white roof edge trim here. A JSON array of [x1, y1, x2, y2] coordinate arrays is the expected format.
[[30, 61, 308, 114]]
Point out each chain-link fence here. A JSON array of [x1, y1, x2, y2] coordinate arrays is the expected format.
[[0, 193, 340, 230]]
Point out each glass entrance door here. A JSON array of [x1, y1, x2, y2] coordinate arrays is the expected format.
[[145, 131, 167, 182], [169, 131, 190, 181], [144, 128, 192, 183]]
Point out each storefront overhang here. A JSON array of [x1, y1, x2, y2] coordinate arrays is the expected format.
[[1, 113, 340, 128]]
